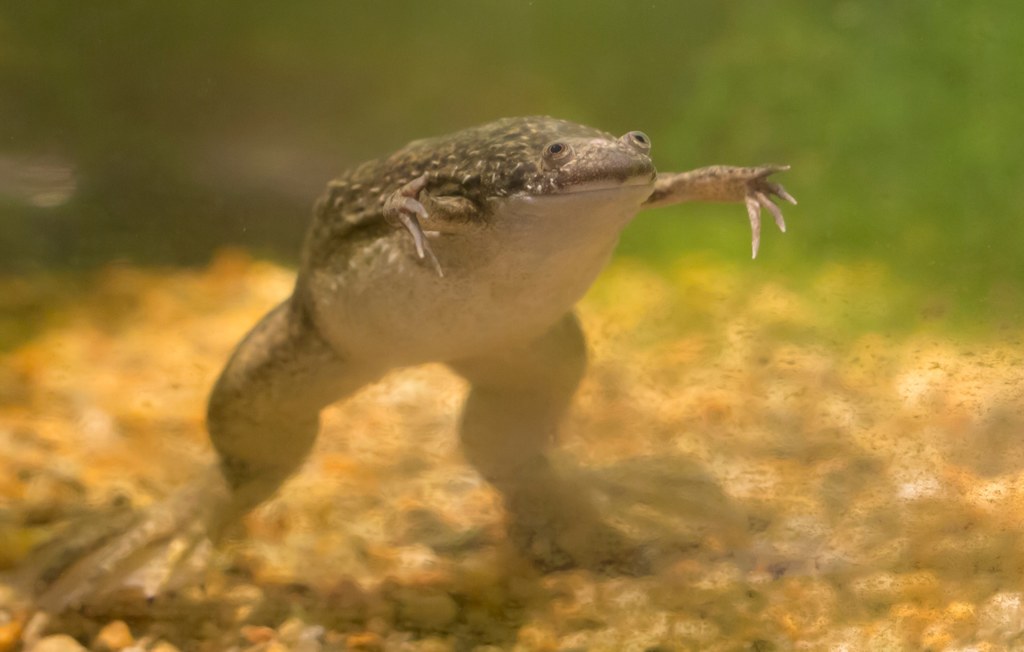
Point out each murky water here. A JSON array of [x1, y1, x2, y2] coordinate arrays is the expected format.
[[1, 3, 1021, 650]]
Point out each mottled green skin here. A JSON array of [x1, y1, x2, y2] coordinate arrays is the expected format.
[[304, 117, 656, 265], [320, 116, 650, 211]]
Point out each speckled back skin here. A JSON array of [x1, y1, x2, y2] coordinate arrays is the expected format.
[[301, 116, 656, 278], [313, 116, 652, 225]]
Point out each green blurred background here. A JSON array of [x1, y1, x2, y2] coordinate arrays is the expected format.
[[1, 2, 1021, 329]]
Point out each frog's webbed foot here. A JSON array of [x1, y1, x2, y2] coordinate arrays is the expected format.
[[383, 174, 444, 277], [451, 314, 654, 577], [17, 468, 229, 615], [742, 165, 797, 259], [505, 488, 653, 576]]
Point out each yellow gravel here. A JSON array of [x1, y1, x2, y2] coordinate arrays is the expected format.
[[1, 250, 1023, 651]]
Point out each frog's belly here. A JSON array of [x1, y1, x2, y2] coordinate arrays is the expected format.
[[310, 187, 649, 365]]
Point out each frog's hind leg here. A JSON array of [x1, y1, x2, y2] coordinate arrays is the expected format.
[[26, 298, 376, 614], [448, 312, 648, 574], [206, 297, 376, 516]]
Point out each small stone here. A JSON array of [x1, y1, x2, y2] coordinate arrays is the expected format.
[[979, 591, 1024, 640], [365, 593, 395, 627], [239, 625, 275, 644], [277, 616, 306, 641], [514, 624, 558, 650], [414, 637, 453, 652], [227, 584, 266, 621], [345, 632, 383, 651], [276, 617, 323, 652], [397, 589, 459, 630], [849, 572, 901, 610], [327, 578, 367, 621], [26, 634, 86, 652], [225, 584, 265, 604], [92, 620, 134, 651], [278, 614, 321, 642], [0, 619, 24, 652]]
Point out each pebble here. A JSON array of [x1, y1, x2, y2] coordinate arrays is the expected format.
[[978, 592, 1024, 642], [277, 617, 324, 652], [327, 578, 367, 621], [849, 571, 901, 609], [25, 635, 86, 652], [9, 264, 1024, 652], [239, 625, 276, 644], [396, 589, 459, 630], [92, 620, 134, 651], [344, 632, 383, 651], [411, 637, 452, 652], [276, 616, 306, 641], [0, 619, 23, 652]]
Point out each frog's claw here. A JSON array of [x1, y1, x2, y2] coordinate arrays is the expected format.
[[743, 165, 797, 259], [383, 174, 444, 277]]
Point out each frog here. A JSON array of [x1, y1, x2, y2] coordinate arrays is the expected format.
[[21, 116, 795, 614]]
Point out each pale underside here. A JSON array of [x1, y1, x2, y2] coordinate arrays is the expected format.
[[309, 183, 656, 365]]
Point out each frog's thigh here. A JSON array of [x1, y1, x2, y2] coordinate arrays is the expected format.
[[448, 311, 586, 485], [207, 299, 377, 511]]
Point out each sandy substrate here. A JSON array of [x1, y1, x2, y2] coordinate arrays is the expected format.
[[1, 251, 1023, 651]]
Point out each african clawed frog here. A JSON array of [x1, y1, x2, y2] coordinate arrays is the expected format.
[[26, 116, 795, 613]]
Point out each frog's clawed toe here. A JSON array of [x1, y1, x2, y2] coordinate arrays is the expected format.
[[25, 508, 212, 614], [383, 174, 444, 277], [745, 165, 797, 259]]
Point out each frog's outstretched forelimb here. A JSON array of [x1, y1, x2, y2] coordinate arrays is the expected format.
[[644, 164, 796, 258]]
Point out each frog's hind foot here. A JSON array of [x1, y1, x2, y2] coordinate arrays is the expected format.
[[15, 468, 228, 615], [509, 514, 654, 577]]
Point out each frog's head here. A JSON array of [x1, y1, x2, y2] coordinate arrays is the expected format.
[[502, 116, 657, 197], [419, 116, 657, 203]]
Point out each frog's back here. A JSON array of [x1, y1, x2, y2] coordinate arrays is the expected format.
[[316, 116, 616, 224]]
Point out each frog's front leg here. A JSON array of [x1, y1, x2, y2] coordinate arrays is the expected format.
[[449, 313, 648, 574], [644, 165, 797, 258], [26, 297, 377, 614], [382, 174, 484, 278]]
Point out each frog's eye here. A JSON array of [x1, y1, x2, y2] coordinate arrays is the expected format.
[[623, 131, 651, 153], [542, 141, 574, 167]]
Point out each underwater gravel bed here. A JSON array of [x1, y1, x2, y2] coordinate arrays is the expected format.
[[1, 251, 1023, 650]]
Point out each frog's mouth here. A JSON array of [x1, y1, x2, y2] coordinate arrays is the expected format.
[[504, 175, 654, 208], [549, 151, 656, 195], [499, 179, 655, 228], [556, 173, 656, 195]]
